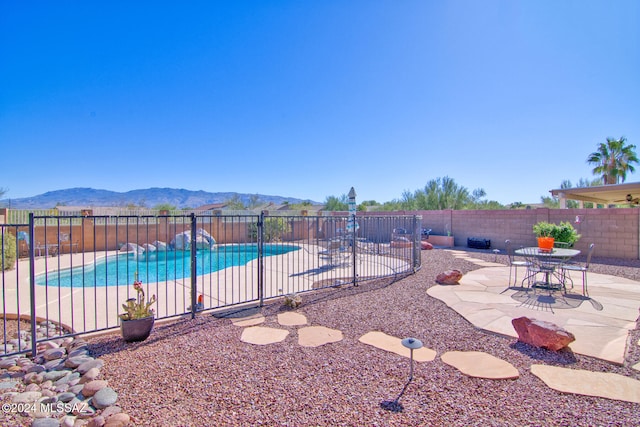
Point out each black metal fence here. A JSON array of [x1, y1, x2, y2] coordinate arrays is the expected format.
[[0, 212, 421, 357]]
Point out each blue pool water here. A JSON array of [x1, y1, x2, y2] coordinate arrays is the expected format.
[[36, 244, 300, 288]]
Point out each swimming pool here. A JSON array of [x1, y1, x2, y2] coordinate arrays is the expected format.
[[36, 244, 300, 288]]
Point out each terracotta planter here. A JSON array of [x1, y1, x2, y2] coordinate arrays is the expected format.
[[120, 316, 154, 342], [537, 237, 555, 253]]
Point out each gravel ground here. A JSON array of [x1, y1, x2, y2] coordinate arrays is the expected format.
[[79, 248, 640, 427]]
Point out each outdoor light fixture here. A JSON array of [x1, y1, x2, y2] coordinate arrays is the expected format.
[[381, 337, 424, 413], [401, 337, 423, 381]]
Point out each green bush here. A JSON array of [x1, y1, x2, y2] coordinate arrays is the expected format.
[[248, 217, 291, 242], [532, 221, 580, 246], [1, 232, 17, 271], [552, 221, 581, 245]]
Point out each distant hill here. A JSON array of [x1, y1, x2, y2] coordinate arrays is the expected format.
[[0, 187, 319, 209]]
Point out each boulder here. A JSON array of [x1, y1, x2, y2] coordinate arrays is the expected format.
[[171, 232, 191, 250], [142, 243, 156, 253], [511, 317, 575, 351], [171, 229, 216, 250], [435, 269, 463, 285], [421, 241, 433, 250], [195, 228, 216, 246], [119, 243, 143, 253], [152, 241, 168, 251]]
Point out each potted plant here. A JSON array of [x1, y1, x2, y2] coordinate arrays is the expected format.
[[533, 221, 555, 252], [119, 277, 157, 342], [533, 221, 580, 252], [550, 221, 581, 247]]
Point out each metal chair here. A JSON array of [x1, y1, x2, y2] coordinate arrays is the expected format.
[[505, 240, 531, 288], [561, 243, 595, 296], [518, 246, 566, 292], [60, 232, 79, 253], [17, 231, 30, 257]]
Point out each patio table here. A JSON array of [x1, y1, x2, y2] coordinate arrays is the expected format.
[[515, 247, 580, 291], [34, 242, 59, 257]]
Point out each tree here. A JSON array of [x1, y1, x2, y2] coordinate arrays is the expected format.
[[540, 195, 560, 208], [417, 176, 472, 210], [587, 137, 639, 184], [323, 195, 348, 211], [247, 194, 262, 209], [225, 195, 246, 210], [153, 203, 177, 211]]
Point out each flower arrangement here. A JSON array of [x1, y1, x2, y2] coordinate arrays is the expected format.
[[119, 277, 157, 321]]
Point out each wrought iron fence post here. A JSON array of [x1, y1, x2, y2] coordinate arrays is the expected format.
[[414, 215, 422, 271], [190, 213, 197, 319], [28, 213, 37, 356], [352, 213, 358, 286], [258, 212, 264, 306]]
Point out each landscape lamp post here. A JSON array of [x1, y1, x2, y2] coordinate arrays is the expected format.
[[381, 336, 424, 412], [401, 337, 423, 381]]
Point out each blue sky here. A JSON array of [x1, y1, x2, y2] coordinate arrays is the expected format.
[[1, 1, 638, 205]]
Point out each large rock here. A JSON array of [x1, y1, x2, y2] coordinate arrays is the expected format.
[[82, 379, 108, 397], [142, 243, 156, 253], [512, 317, 575, 351], [152, 240, 168, 251], [119, 243, 143, 254], [435, 269, 463, 285], [171, 229, 216, 250], [93, 387, 118, 409], [421, 241, 433, 250]]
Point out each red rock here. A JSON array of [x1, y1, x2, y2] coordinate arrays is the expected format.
[[104, 412, 130, 427], [421, 241, 433, 250], [82, 379, 108, 397], [511, 317, 575, 351], [435, 269, 463, 285]]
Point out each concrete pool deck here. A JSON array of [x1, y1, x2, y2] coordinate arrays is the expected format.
[[1, 243, 411, 338]]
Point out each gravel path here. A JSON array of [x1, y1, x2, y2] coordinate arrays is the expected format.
[[5, 249, 639, 426]]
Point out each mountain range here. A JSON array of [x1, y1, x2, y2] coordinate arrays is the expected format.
[[0, 188, 319, 209]]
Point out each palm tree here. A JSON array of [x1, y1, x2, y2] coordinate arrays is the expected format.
[[586, 137, 639, 184]]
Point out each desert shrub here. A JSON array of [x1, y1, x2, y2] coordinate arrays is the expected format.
[[248, 217, 292, 242], [1, 232, 17, 271], [283, 293, 302, 309]]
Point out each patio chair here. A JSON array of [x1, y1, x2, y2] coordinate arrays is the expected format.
[[519, 247, 564, 292], [318, 237, 350, 266], [17, 231, 30, 257], [561, 243, 595, 296], [60, 232, 79, 253], [505, 240, 531, 288]]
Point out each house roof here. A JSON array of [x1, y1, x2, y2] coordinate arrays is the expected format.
[[550, 181, 640, 204], [194, 203, 228, 211]]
